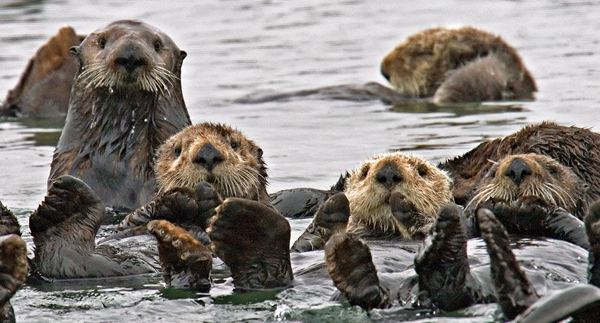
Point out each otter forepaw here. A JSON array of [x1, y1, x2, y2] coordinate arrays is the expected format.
[[390, 192, 433, 240], [315, 193, 350, 233], [290, 193, 350, 252], [0, 234, 28, 306], [209, 198, 292, 290], [148, 220, 212, 292], [324, 233, 390, 311]]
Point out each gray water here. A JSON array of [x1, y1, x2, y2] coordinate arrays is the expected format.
[[0, 0, 599, 322]]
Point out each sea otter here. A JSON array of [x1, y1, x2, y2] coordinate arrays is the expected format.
[[236, 26, 536, 105], [439, 122, 600, 218], [0, 26, 84, 118], [291, 152, 454, 252], [381, 26, 537, 103], [0, 202, 29, 323], [115, 122, 271, 232], [48, 20, 190, 213]]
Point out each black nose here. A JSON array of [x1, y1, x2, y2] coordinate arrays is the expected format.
[[381, 65, 390, 81], [375, 162, 402, 189], [114, 48, 147, 73], [194, 144, 224, 171], [504, 158, 532, 185]]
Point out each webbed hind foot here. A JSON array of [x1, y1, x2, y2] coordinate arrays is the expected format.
[[415, 204, 479, 311], [478, 208, 539, 320], [324, 233, 390, 310]]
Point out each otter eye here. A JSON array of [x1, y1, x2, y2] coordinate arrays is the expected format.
[[173, 147, 182, 156], [98, 37, 106, 49], [548, 166, 558, 175], [417, 165, 427, 177], [230, 142, 238, 150], [154, 40, 162, 52]]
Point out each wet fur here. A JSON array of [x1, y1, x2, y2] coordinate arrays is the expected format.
[[155, 123, 270, 205], [48, 20, 190, 212], [439, 122, 600, 218], [345, 152, 453, 238], [381, 26, 536, 102]]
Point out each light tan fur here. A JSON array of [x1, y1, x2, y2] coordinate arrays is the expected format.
[[466, 154, 582, 213], [381, 26, 535, 99], [345, 152, 453, 238], [155, 123, 270, 204]]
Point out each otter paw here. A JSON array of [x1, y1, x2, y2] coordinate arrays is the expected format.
[[390, 192, 433, 240], [148, 220, 212, 291], [0, 234, 28, 306], [324, 233, 390, 310], [315, 193, 350, 233], [290, 193, 349, 253], [30, 175, 103, 238], [585, 201, 600, 287], [477, 208, 538, 320], [208, 198, 292, 290]]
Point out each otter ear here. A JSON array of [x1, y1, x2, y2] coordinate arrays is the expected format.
[[69, 46, 79, 56], [180, 50, 187, 61]]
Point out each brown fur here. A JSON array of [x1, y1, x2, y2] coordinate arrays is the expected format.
[[440, 122, 600, 218], [155, 122, 270, 205], [466, 154, 585, 214], [345, 152, 453, 238], [48, 20, 191, 212], [381, 26, 536, 102], [0, 26, 84, 118]]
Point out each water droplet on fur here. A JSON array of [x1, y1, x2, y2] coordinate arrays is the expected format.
[[144, 118, 148, 123], [163, 117, 167, 121], [109, 87, 114, 94]]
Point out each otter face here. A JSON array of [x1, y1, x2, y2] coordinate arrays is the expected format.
[[344, 152, 453, 239], [155, 123, 267, 201], [71, 20, 187, 94], [380, 27, 498, 98], [467, 154, 585, 214]]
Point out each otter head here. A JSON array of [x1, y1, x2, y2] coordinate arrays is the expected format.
[[466, 154, 588, 215], [380, 26, 498, 98], [70, 20, 187, 95], [344, 152, 453, 239], [155, 123, 268, 202]]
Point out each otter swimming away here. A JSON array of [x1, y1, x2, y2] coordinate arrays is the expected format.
[[48, 20, 191, 213]]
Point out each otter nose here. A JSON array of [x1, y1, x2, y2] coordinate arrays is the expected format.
[[114, 48, 147, 73], [194, 144, 224, 171], [504, 158, 532, 185], [375, 162, 403, 189]]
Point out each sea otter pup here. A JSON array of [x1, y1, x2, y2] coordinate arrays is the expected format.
[[0, 202, 29, 323], [48, 20, 190, 213], [0, 26, 84, 118], [439, 122, 600, 218], [291, 152, 454, 252], [381, 26, 537, 103]]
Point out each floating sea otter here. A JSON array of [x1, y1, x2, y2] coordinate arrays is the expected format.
[[439, 122, 600, 218], [47, 20, 191, 213], [380, 26, 537, 104], [235, 26, 536, 105], [0, 26, 84, 118]]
